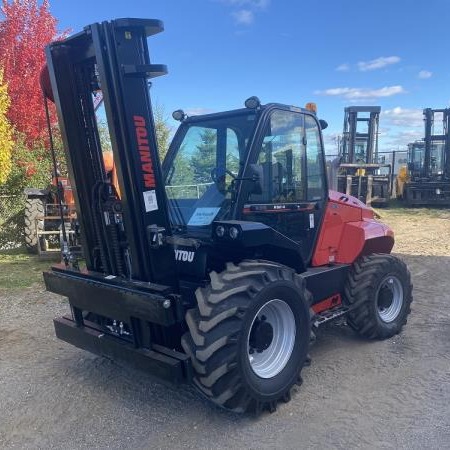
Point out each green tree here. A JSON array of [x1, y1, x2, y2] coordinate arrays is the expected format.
[[0, 67, 13, 185], [154, 104, 171, 162], [191, 128, 217, 184]]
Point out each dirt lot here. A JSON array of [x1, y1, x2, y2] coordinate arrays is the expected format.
[[1, 208, 450, 449]]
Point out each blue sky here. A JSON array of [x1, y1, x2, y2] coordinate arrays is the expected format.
[[50, 0, 450, 155]]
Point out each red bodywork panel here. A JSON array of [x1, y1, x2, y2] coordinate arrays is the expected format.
[[311, 294, 342, 314], [312, 190, 394, 267]]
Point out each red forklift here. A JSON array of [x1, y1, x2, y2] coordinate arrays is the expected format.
[[43, 18, 412, 414]]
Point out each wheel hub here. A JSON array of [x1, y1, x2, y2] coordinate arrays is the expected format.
[[249, 317, 274, 353], [247, 299, 296, 379], [376, 276, 404, 323], [378, 286, 394, 310]]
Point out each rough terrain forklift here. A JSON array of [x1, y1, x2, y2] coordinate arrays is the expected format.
[[43, 18, 412, 414], [337, 106, 391, 206], [400, 108, 450, 205]]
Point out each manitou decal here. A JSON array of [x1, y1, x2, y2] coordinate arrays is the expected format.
[[133, 115, 156, 188], [175, 249, 195, 263]]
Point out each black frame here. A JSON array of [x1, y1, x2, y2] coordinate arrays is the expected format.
[[46, 18, 176, 285]]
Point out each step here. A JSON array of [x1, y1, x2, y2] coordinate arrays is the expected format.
[[313, 306, 349, 328]]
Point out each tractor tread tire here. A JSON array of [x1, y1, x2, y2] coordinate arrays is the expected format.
[[24, 197, 45, 254], [181, 260, 310, 414], [344, 253, 413, 339]]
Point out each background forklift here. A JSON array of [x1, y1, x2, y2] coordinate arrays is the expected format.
[[23, 176, 77, 255], [43, 18, 412, 414], [337, 106, 391, 206], [399, 108, 450, 205], [23, 85, 105, 256]]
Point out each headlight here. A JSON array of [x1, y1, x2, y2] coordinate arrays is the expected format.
[[216, 225, 225, 237], [229, 226, 239, 239]]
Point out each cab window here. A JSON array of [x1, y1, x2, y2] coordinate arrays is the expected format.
[[249, 110, 305, 203], [305, 115, 325, 200]]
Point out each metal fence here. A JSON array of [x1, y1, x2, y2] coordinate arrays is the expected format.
[[0, 191, 25, 250]]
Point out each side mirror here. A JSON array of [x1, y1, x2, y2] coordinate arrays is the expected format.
[[247, 164, 263, 195], [319, 119, 328, 130]]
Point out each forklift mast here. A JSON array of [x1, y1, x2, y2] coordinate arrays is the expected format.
[[423, 108, 450, 180], [46, 19, 176, 285], [340, 106, 381, 164], [337, 106, 389, 206]]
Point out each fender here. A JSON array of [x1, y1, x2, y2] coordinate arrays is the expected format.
[[312, 190, 394, 266], [335, 220, 394, 263], [24, 187, 49, 198]]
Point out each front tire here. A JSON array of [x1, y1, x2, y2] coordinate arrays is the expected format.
[[344, 254, 413, 339], [181, 260, 311, 413]]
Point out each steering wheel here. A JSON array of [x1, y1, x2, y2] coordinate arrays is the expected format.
[[210, 167, 237, 183]]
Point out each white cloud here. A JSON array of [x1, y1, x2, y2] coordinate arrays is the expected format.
[[418, 70, 432, 79], [315, 85, 406, 100], [222, 0, 270, 8], [221, 0, 270, 25], [335, 63, 350, 72], [184, 107, 216, 116], [380, 108, 425, 148], [357, 56, 401, 72], [384, 129, 423, 147], [322, 132, 341, 156], [232, 9, 254, 25], [382, 107, 423, 127]]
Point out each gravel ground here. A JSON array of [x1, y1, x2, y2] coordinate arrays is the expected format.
[[1, 209, 450, 449]]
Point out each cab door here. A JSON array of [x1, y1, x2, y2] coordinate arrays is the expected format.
[[240, 108, 327, 263]]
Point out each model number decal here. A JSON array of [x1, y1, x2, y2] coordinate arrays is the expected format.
[[175, 249, 195, 262]]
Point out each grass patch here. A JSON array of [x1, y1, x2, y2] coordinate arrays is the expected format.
[[0, 249, 55, 290], [374, 202, 450, 220]]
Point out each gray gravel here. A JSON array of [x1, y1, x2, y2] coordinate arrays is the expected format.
[[1, 254, 450, 449]]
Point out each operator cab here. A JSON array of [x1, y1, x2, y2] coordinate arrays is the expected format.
[[163, 100, 328, 264]]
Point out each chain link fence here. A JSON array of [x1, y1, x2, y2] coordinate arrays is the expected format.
[[0, 190, 25, 250]]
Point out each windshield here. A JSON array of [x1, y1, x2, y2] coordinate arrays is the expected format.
[[409, 143, 424, 172], [408, 142, 445, 176], [431, 142, 445, 175], [165, 111, 257, 228]]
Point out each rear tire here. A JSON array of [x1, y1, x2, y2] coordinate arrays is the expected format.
[[181, 260, 311, 414], [344, 254, 412, 339], [24, 197, 45, 254]]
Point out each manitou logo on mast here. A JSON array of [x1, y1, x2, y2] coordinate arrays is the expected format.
[[133, 115, 156, 188]]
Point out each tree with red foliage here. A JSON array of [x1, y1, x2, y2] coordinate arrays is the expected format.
[[0, 0, 65, 146]]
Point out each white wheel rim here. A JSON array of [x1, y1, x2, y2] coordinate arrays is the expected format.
[[247, 299, 296, 379], [376, 275, 404, 323]]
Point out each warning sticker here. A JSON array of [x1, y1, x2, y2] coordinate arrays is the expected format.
[[188, 207, 221, 226], [143, 190, 158, 212]]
